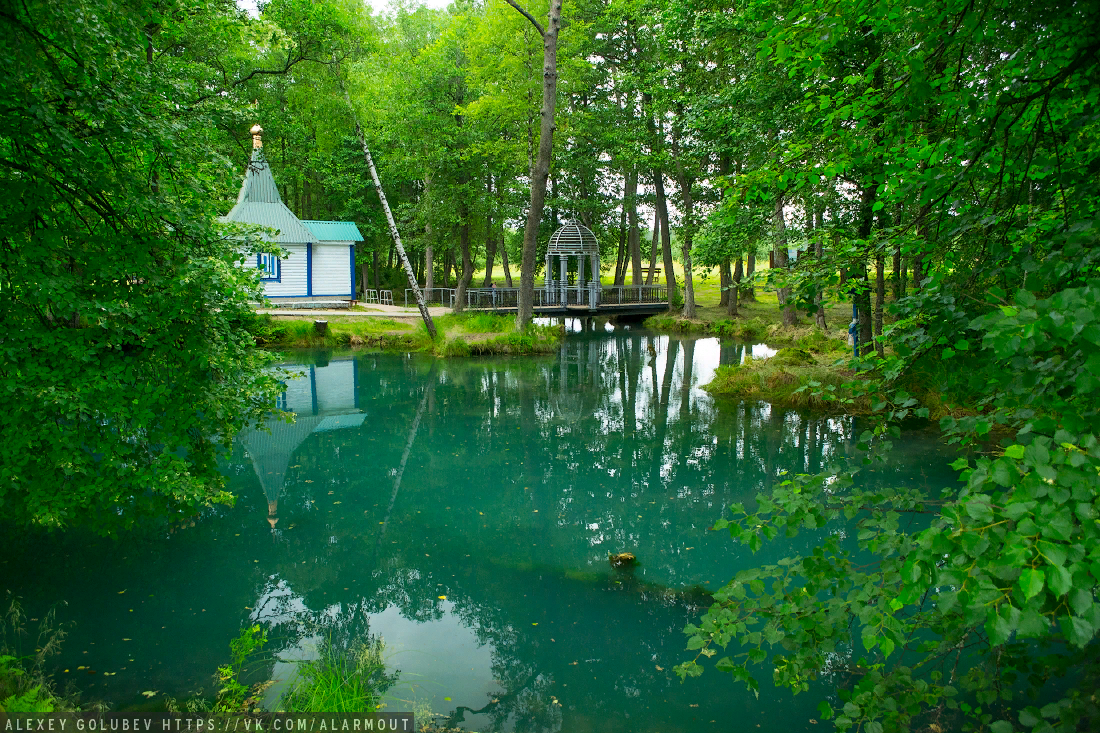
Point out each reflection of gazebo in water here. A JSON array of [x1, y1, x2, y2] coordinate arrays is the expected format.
[[544, 222, 600, 309], [237, 359, 365, 529]]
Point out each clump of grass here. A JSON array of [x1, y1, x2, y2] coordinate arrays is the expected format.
[[711, 317, 770, 341], [643, 315, 708, 332], [251, 316, 420, 349], [1, 599, 74, 712], [771, 348, 816, 367], [795, 329, 849, 354], [704, 359, 871, 412], [443, 312, 515, 333], [280, 637, 397, 713]]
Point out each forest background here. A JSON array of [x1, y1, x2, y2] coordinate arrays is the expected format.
[[1, 0, 1099, 729]]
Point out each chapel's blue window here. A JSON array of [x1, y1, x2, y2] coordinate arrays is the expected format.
[[258, 252, 280, 281]]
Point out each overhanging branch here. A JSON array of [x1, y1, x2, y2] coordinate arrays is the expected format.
[[503, 0, 545, 37]]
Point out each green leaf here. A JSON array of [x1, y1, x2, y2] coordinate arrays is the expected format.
[[989, 721, 1014, 733], [1017, 569, 1045, 601], [1004, 444, 1026, 460], [965, 498, 994, 523], [1059, 614, 1095, 647], [1046, 565, 1073, 597], [986, 604, 1019, 646], [1017, 608, 1048, 638]]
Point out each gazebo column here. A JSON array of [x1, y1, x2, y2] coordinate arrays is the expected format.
[[559, 254, 567, 305], [590, 253, 599, 308], [545, 254, 552, 303]]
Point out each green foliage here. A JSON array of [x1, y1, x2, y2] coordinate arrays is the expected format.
[[249, 316, 416, 349], [280, 637, 397, 713], [710, 318, 770, 342], [704, 361, 867, 412], [0, 0, 303, 530], [0, 600, 70, 712], [770, 348, 815, 367], [214, 625, 268, 713]]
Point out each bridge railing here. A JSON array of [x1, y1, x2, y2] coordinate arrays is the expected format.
[[460, 285, 667, 309], [600, 285, 668, 304], [405, 288, 456, 307]]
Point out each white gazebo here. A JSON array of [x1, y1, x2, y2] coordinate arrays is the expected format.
[[544, 222, 600, 308]]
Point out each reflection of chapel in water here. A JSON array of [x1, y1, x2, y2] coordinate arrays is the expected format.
[[238, 358, 364, 528]]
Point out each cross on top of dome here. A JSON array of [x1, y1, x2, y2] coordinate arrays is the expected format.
[[548, 221, 599, 255]]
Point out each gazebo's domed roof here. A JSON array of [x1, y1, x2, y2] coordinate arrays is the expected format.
[[548, 222, 599, 255]]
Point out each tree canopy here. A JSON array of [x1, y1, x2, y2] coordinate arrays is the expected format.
[[2, 0, 1099, 726]]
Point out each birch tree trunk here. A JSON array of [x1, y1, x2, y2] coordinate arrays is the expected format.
[[345, 106, 436, 338]]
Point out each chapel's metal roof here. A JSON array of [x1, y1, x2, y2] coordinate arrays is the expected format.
[[302, 220, 365, 242], [223, 148, 316, 243], [548, 222, 600, 255]]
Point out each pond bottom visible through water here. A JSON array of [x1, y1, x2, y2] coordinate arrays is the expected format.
[[0, 330, 957, 732]]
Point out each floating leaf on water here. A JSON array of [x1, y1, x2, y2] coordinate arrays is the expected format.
[[444, 697, 452, 702], [141, 691, 159, 698], [333, 501, 342, 505], [438, 595, 447, 600], [655, 665, 664, 671], [122, 638, 131, 641], [118, 590, 126, 594]]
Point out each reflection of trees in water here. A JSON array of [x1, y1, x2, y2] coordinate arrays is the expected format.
[[217, 339, 950, 731]]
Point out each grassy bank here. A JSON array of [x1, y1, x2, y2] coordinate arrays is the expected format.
[[700, 331, 881, 413], [703, 337, 976, 419], [644, 289, 856, 345], [248, 313, 563, 357]]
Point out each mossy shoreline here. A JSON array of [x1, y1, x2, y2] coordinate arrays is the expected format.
[[247, 312, 563, 357]]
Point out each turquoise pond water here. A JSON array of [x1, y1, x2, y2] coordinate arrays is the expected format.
[[0, 327, 958, 731]]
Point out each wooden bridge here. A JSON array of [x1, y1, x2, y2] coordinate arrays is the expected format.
[[407, 285, 670, 317]]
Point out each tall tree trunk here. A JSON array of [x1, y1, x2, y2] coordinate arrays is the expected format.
[[501, 238, 513, 287], [719, 261, 730, 307], [671, 126, 696, 319], [454, 209, 473, 312], [627, 169, 642, 285], [773, 191, 795, 326], [726, 260, 739, 317], [646, 213, 659, 285], [346, 108, 436, 337], [894, 246, 905, 301], [814, 209, 827, 330], [653, 169, 677, 303], [483, 176, 497, 287], [743, 252, 756, 301], [643, 91, 679, 304], [614, 188, 627, 286], [855, 183, 876, 356], [424, 175, 434, 293], [507, 0, 563, 330], [443, 249, 452, 288], [425, 245, 433, 293], [372, 248, 379, 290], [875, 253, 885, 357]]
